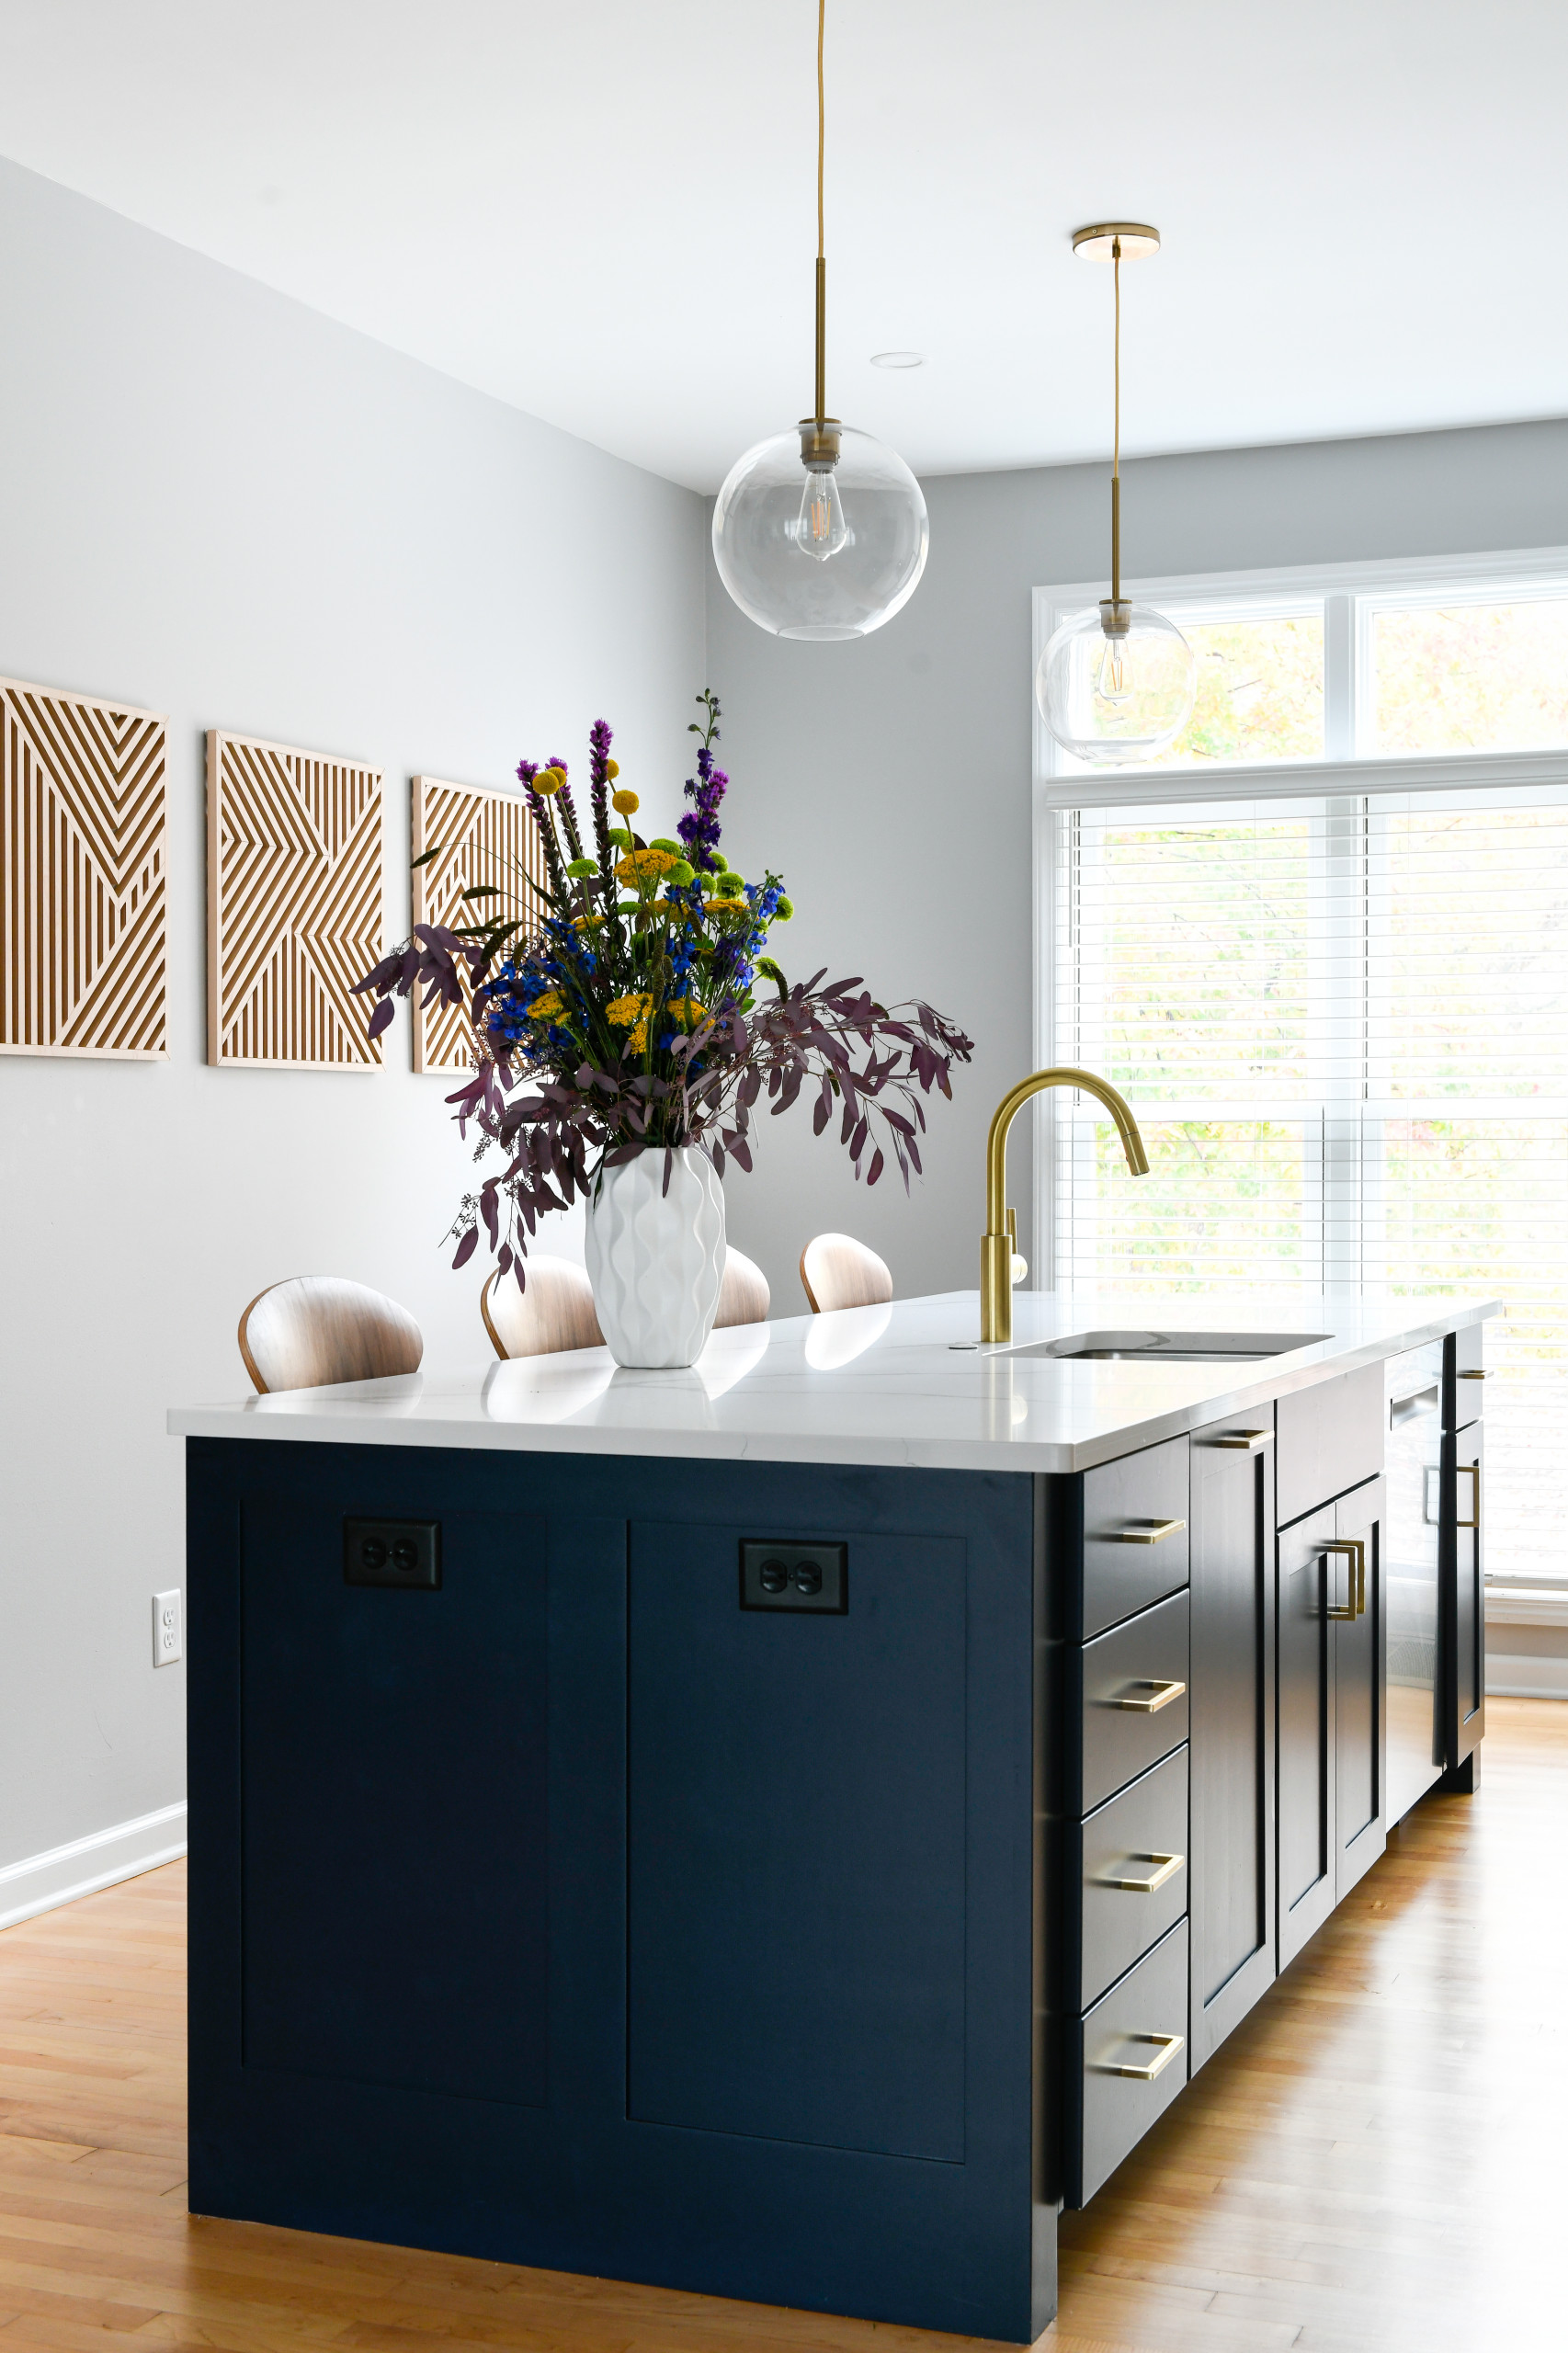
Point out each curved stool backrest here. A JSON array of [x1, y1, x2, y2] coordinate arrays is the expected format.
[[481, 1256, 604, 1359], [799, 1232, 893, 1315], [238, 1276, 424, 1394], [715, 1246, 770, 1328]]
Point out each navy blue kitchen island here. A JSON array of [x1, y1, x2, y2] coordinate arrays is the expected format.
[[176, 1290, 1494, 2342]]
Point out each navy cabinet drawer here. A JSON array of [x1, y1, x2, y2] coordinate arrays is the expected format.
[[1082, 1436, 1190, 1639], [1277, 1363, 1383, 1528], [1080, 1589, 1190, 1814], [1074, 1919, 1189, 2206], [1078, 1746, 1188, 2010]]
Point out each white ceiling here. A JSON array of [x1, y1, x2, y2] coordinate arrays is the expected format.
[[1, 0, 1564, 492]]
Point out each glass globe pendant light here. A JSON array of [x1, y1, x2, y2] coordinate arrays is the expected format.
[[1037, 224, 1198, 765], [711, 0, 928, 642]]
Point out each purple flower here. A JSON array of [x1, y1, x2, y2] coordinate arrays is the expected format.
[[679, 747, 728, 872], [588, 718, 613, 872]]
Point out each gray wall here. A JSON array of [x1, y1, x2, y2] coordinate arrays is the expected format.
[[6, 132, 1566, 1879], [0, 156, 704, 1875], [706, 417, 1568, 1314]]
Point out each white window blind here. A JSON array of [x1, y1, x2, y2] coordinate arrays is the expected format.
[[1051, 785, 1568, 1587]]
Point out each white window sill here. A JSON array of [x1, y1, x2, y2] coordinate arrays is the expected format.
[[1485, 1586, 1568, 1629]]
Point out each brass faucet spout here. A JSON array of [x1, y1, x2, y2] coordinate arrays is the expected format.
[[980, 1065, 1149, 1343]]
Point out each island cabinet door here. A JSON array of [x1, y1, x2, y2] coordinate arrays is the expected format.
[[1444, 1421, 1486, 1769], [1333, 1476, 1387, 1904], [1187, 1417, 1276, 2070], [1277, 1505, 1338, 1970]]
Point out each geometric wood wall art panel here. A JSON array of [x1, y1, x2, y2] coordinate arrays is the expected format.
[[0, 676, 167, 1058], [411, 775, 544, 1074], [206, 729, 384, 1069]]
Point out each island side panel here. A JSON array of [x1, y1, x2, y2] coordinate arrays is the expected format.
[[184, 1438, 1047, 2345]]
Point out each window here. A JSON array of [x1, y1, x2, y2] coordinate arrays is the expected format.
[[1057, 607, 1325, 774], [1365, 593, 1568, 756], [1037, 551, 1568, 1589], [1147, 608, 1324, 769]]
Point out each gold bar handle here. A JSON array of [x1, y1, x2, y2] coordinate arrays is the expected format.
[[1108, 1518, 1186, 1544], [1211, 1428, 1272, 1450], [1458, 1461, 1481, 1530], [1097, 2030, 1184, 2080], [1108, 1850, 1185, 1893], [1109, 1678, 1187, 1713], [1324, 1537, 1366, 1620], [1458, 1368, 1488, 1381]]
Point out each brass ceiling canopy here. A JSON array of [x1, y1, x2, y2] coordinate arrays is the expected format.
[[1073, 222, 1161, 263]]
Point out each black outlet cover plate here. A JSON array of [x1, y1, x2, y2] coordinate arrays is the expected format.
[[344, 1518, 442, 1589], [739, 1540, 847, 1613]]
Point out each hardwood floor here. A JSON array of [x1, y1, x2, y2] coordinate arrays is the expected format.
[[1, 1701, 1562, 2353]]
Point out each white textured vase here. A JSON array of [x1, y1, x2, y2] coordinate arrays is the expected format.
[[584, 1147, 727, 1369]]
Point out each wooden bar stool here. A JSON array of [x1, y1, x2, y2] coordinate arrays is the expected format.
[[715, 1247, 769, 1327], [237, 1277, 424, 1393], [482, 1258, 604, 1358], [799, 1233, 892, 1314]]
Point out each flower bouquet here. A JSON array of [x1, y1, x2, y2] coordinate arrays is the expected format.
[[354, 689, 973, 1366]]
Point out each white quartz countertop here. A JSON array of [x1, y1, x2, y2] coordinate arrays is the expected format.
[[166, 1288, 1499, 1477]]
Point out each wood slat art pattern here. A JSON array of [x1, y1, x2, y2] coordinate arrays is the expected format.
[[411, 774, 543, 1073], [207, 730, 383, 1069], [0, 676, 166, 1057]]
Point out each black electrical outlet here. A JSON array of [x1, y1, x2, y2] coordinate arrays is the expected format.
[[344, 1518, 441, 1589], [739, 1540, 847, 1613]]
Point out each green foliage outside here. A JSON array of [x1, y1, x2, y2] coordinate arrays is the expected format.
[[1373, 601, 1568, 754], [1149, 615, 1324, 768], [1062, 795, 1568, 1580]]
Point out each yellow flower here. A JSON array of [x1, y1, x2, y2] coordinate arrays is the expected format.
[[606, 758, 619, 779], [628, 1018, 649, 1052], [528, 990, 564, 1022], [606, 991, 653, 1027], [667, 995, 708, 1025], [612, 787, 639, 813], [531, 766, 565, 797], [615, 847, 678, 885]]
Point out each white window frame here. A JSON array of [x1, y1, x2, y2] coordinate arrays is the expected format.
[[1032, 544, 1568, 1617], [1031, 542, 1568, 1294]]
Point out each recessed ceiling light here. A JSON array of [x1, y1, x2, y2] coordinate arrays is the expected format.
[[870, 350, 926, 369]]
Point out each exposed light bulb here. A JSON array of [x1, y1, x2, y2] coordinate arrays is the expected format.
[[1096, 632, 1131, 703], [795, 464, 850, 561]]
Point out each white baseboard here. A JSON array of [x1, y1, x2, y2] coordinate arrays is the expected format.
[[0, 1801, 187, 1932], [1487, 1654, 1568, 1700]]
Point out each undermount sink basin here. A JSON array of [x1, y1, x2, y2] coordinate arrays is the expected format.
[[1009, 1328, 1328, 1365]]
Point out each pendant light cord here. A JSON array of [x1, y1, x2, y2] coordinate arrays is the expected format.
[[814, 0, 827, 422], [818, 0, 825, 266], [1111, 234, 1121, 608]]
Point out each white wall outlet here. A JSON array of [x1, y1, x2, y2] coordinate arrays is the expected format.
[[153, 1589, 182, 1667]]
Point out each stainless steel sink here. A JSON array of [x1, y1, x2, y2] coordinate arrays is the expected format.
[[1008, 1328, 1328, 1364]]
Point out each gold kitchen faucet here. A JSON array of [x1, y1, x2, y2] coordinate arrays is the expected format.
[[980, 1068, 1150, 1343]]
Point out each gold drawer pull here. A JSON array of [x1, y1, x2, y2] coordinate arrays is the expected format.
[[1212, 1428, 1272, 1450], [1108, 1851, 1185, 1893], [1459, 1368, 1488, 1381], [1324, 1537, 1366, 1620], [1458, 1461, 1482, 1530], [1098, 2030, 1185, 2080], [1109, 1678, 1187, 1713], [1108, 1518, 1186, 1544]]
